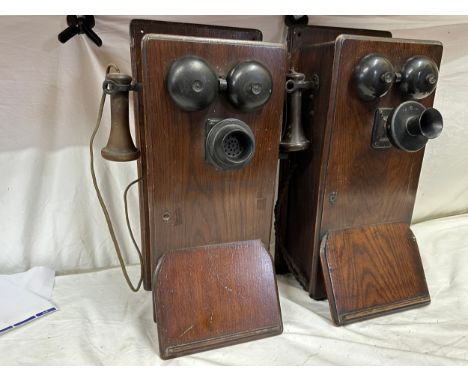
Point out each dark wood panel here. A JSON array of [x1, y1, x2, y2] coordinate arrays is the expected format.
[[282, 43, 335, 298], [154, 240, 282, 359], [129, 20, 263, 290], [141, 35, 286, 283], [320, 224, 430, 325]]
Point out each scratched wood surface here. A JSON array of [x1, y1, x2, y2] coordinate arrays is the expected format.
[[129, 20, 263, 290], [320, 223, 430, 325], [154, 240, 283, 359], [141, 35, 286, 284]]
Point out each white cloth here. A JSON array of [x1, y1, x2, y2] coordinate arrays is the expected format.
[[0, 267, 56, 334], [1, 16, 468, 275], [0, 215, 467, 365]]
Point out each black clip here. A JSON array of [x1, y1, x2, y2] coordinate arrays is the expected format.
[[285, 73, 319, 94], [102, 80, 142, 95]]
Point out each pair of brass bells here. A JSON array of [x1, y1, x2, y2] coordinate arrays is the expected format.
[[166, 56, 273, 112]]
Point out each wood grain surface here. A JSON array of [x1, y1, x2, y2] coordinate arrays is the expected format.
[[320, 223, 430, 325], [277, 25, 391, 297], [140, 35, 286, 288], [281, 34, 442, 303], [154, 240, 282, 359], [320, 36, 443, 231], [129, 20, 264, 290]]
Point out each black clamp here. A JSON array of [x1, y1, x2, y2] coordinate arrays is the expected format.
[[285, 73, 319, 93], [102, 80, 142, 95]]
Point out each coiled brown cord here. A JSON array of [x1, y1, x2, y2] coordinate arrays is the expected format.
[[89, 64, 144, 292]]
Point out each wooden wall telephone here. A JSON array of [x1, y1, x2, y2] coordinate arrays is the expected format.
[[91, 20, 444, 358], [92, 20, 285, 359], [276, 25, 443, 325]]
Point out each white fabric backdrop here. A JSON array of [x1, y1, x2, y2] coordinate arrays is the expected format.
[[1, 16, 467, 274]]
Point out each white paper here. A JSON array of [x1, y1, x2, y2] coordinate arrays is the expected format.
[[0, 267, 57, 334]]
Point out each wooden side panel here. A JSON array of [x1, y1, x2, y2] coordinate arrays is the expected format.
[[129, 20, 263, 290], [154, 240, 282, 359], [320, 224, 430, 325], [141, 35, 286, 279], [282, 43, 335, 296]]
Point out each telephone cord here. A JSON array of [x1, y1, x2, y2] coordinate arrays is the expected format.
[[89, 64, 144, 292]]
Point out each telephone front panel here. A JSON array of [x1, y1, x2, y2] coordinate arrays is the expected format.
[[139, 34, 286, 289], [277, 30, 442, 324]]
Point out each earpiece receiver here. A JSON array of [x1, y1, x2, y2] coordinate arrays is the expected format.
[[399, 56, 439, 99], [226, 60, 273, 111], [353, 54, 395, 101], [101, 72, 140, 161], [166, 56, 218, 111]]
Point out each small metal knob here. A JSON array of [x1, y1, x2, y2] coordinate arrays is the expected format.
[[166, 56, 218, 111]]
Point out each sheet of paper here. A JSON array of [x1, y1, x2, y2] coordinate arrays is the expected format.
[[0, 267, 57, 334]]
